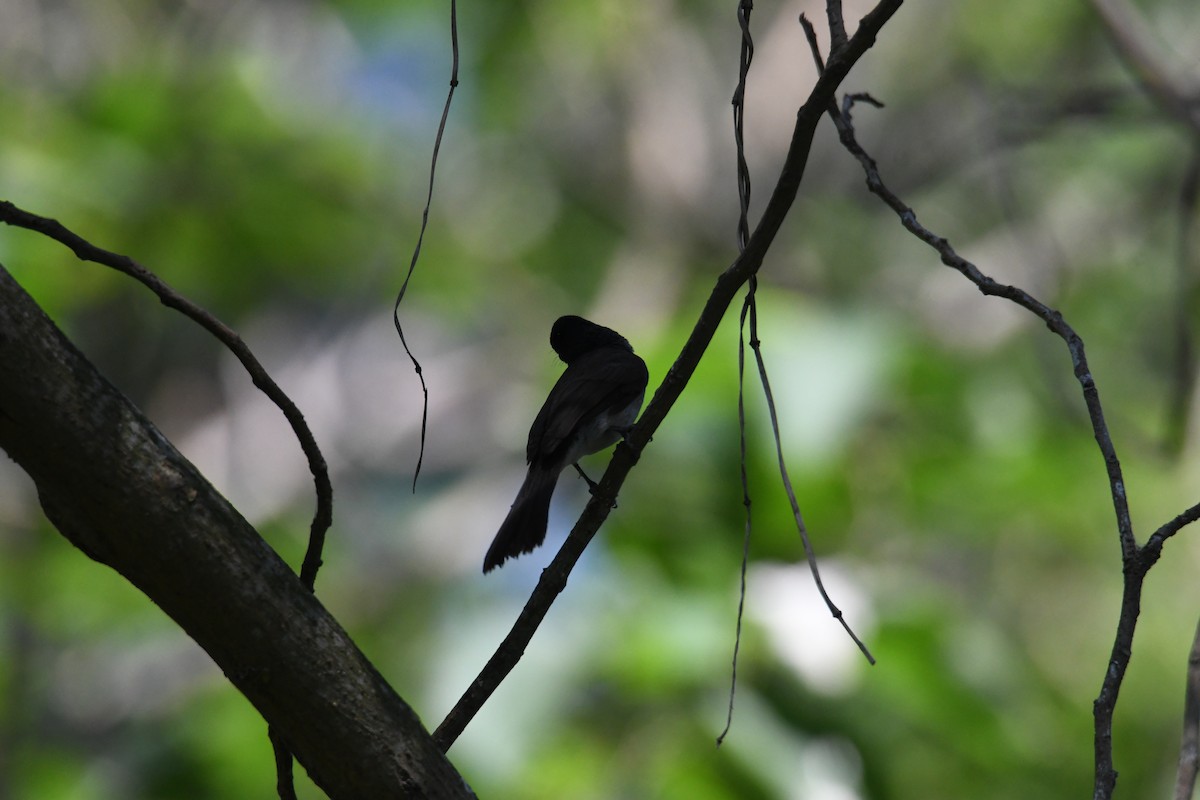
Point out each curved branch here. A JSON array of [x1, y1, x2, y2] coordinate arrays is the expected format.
[[0, 200, 333, 590], [0, 265, 470, 799], [823, 85, 1200, 800]]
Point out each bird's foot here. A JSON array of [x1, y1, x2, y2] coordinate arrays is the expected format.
[[572, 463, 599, 493], [572, 463, 618, 507]]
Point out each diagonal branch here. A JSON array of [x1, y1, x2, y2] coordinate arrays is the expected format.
[[820, 89, 1138, 559], [0, 200, 338, 798], [0, 200, 334, 590], [0, 264, 469, 799], [432, 0, 905, 751]]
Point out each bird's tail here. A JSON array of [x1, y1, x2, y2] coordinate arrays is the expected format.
[[483, 467, 559, 572]]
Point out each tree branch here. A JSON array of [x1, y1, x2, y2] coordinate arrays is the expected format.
[[821, 80, 1200, 800], [0, 200, 333, 591], [432, 0, 905, 751], [0, 264, 471, 799]]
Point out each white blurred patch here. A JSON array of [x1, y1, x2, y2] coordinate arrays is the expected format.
[[747, 560, 874, 695]]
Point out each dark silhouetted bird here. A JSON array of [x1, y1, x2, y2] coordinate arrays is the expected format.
[[484, 315, 649, 572]]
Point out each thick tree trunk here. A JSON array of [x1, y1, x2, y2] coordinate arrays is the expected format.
[[0, 264, 472, 799]]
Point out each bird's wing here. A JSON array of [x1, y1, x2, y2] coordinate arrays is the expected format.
[[526, 347, 648, 466]]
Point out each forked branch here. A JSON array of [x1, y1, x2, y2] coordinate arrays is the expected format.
[[800, 20, 1200, 797], [432, 0, 905, 752]]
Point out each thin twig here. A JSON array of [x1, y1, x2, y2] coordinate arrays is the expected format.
[[718, 282, 757, 747], [793, 18, 882, 663], [393, 0, 460, 492], [432, 0, 905, 752], [817, 82, 1142, 797], [718, 0, 756, 747], [1144, 500, 1200, 555], [721, 9, 879, 745], [0, 201, 335, 586], [1083, 7, 1200, 785], [822, 89, 1137, 556], [732, 0, 754, 252], [810, 46, 1200, 800], [747, 298, 874, 663]]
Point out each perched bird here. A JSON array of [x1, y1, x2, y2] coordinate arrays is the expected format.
[[484, 315, 649, 572]]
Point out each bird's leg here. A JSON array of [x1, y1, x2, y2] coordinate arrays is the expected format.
[[573, 463, 620, 508], [572, 463, 599, 493]]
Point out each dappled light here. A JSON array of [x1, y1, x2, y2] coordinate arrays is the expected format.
[[2, 1, 1200, 798]]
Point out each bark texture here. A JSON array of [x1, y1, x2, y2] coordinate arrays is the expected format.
[[0, 264, 472, 799]]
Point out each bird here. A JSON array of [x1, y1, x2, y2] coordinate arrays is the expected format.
[[483, 315, 649, 572]]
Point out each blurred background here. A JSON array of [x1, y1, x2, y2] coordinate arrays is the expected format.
[[2, 0, 1200, 797]]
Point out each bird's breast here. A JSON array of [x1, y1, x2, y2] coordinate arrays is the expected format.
[[565, 390, 645, 463]]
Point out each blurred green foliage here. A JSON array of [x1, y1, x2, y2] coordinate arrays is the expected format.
[[2, 1, 1199, 798]]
